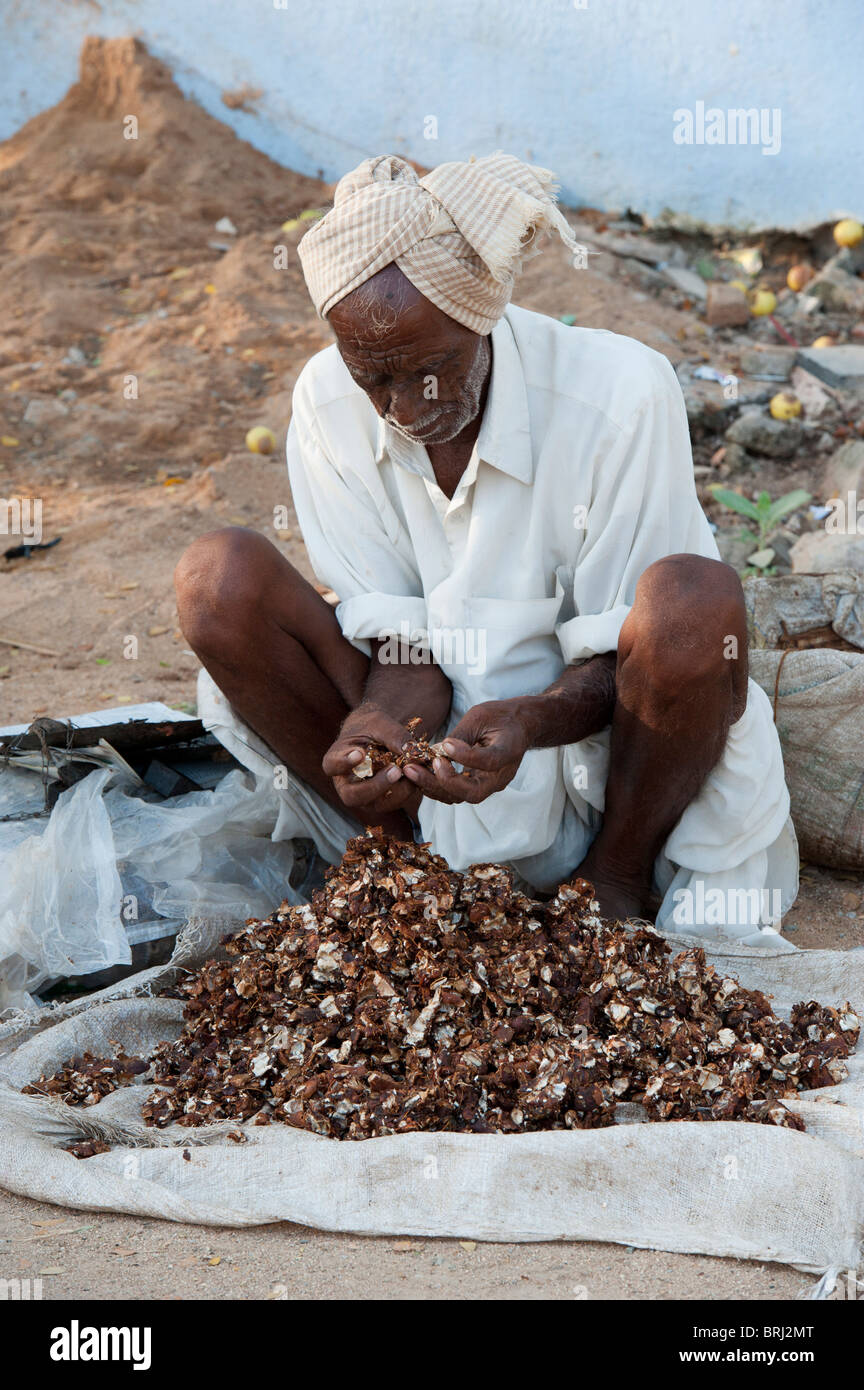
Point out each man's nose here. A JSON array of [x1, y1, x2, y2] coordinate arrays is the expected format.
[[386, 383, 425, 428]]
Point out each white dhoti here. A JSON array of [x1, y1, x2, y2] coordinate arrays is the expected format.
[[198, 668, 799, 951]]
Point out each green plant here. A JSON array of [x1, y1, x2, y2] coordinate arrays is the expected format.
[[710, 486, 811, 575]]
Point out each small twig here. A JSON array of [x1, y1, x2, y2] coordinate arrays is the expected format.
[[768, 315, 799, 347], [0, 635, 59, 657]]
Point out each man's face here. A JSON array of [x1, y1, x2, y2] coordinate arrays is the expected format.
[[328, 265, 490, 445]]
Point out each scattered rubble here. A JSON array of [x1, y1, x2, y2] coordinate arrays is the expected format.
[[791, 531, 864, 574], [823, 439, 864, 497], [805, 264, 864, 315], [725, 411, 803, 458], [706, 282, 749, 327], [795, 345, 864, 391], [739, 346, 795, 381]]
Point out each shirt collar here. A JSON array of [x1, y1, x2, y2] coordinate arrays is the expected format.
[[373, 308, 533, 485]]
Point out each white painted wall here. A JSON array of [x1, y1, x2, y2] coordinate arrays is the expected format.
[[1, 0, 860, 229]]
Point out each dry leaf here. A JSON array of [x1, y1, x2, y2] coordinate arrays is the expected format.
[[459, 1241, 477, 1253], [208, 1256, 222, 1266], [148, 625, 170, 637]]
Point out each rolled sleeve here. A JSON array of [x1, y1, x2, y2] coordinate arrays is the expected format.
[[337, 592, 429, 644], [556, 604, 631, 663]]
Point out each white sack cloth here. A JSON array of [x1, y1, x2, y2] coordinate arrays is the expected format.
[[0, 920, 861, 1279]]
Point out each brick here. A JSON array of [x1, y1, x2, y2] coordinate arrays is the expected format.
[[705, 281, 749, 326], [795, 345, 864, 390]]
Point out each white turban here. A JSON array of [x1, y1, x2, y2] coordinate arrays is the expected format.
[[297, 152, 582, 335]]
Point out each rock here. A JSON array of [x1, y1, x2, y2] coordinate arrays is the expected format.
[[794, 345, 864, 392], [804, 264, 864, 314], [725, 410, 802, 458], [791, 530, 864, 574], [23, 397, 70, 426], [705, 282, 749, 327], [722, 442, 750, 472], [715, 530, 755, 572], [823, 440, 864, 498], [834, 244, 864, 275], [619, 257, 666, 292], [660, 266, 708, 300], [789, 365, 837, 419], [768, 530, 796, 572], [63, 346, 87, 366], [738, 345, 795, 380], [593, 233, 685, 266]]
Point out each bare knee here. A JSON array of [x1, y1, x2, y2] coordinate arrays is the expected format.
[[175, 526, 288, 656], [621, 554, 747, 702]]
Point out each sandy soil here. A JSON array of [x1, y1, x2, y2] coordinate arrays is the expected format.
[[0, 1187, 814, 1301], [0, 37, 861, 1302]]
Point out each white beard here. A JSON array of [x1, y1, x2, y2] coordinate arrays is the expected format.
[[385, 337, 491, 444]]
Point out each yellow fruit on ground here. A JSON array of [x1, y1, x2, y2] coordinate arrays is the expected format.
[[812, 335, 838, 349], [786, 262, 814, 292], [770, 392, 802, 420], [834, 218, 864, 248], [750, 288, 777, 316], [245, 426, 277, 454], [729, 279, 749, 293]]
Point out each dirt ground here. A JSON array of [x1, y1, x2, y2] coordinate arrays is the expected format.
[[0, 37, 861, 1301], [0, 1185, 816, 1300]]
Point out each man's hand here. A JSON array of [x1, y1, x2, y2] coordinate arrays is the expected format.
[[323, 705, 422, 820], [402, 656, 618, 806], [403, 699, 530, 804]]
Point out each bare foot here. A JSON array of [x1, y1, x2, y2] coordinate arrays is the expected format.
[[579, 876, 651, 922], [571, 851, 653, 922]]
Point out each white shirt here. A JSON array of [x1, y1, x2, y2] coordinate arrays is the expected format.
[[287, 304, 717, 692], [285, 304, 792, 904]]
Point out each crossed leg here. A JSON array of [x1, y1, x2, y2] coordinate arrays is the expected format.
[[175, 526, 370, 814], [176, 532, 747, 916], [574, 553, 749, 919]]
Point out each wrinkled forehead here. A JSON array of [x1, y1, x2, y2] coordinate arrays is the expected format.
[[327, 263, 470, 361]]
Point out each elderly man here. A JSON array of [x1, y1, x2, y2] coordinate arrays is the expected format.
[[175, 153, 797, 942]]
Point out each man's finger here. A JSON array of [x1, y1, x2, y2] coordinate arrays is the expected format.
[[322, 744, 362, 776], [334, 765, 403, 806], [400, 762, 459, 804], [438, 737, 509, 771], [426, 756, 500, 803]]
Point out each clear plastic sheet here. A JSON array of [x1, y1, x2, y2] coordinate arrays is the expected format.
[[0, 767, 300, 1011]]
